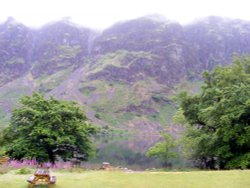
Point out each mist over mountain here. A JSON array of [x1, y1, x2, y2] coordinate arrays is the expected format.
[[0, 15, 250, 135]]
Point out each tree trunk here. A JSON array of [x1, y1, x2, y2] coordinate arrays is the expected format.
[[47, 149, 55, 164]]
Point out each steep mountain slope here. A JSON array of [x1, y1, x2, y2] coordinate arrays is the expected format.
[[31, 20, 96, 77], [0, 16, 250, 135], [185, 16, 250, 72], [92, 17, 193, 85], [0, 18, 32, 85]]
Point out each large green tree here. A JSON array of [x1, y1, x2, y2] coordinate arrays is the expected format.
[[1, 93, 97, 163], [179, 57, 250, 169]]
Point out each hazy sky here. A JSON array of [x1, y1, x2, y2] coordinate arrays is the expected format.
[[0, 0, 250, 29]]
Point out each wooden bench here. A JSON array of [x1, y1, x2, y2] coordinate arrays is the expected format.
[[27, 169, 56, 187]]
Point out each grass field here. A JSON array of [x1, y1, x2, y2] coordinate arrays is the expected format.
[[0, 170, 249, 188]]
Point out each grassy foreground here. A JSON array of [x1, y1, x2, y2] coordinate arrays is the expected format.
[[0, 170, 249, 188]]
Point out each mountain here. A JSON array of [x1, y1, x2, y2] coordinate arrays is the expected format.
[[0, 16, 250, 136], [0, 17, 32, 85]]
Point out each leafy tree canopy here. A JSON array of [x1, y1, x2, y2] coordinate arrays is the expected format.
[[0, 93, 97, 163], [178, 57, 250, 169], [146, 133, 178, 167]]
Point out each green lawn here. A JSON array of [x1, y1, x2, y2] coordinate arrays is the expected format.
[[0, 170, 249, 188]]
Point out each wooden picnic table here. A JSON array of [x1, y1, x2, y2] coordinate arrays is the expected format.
[[27, 168, 56, 187]]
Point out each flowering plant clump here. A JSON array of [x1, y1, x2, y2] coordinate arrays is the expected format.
[[8, 159, 73, 170]]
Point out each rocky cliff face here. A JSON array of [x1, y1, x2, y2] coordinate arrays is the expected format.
[[0, 18, 32, 85], [185, 16, 250, 72], [30, 20, 95, 77], [0, 16, 250, 133]]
